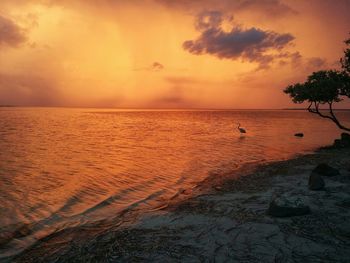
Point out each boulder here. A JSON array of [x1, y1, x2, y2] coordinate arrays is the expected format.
[[313, 163, 340, 177], [268, 195, 311, 217], [294, 133, 304, 137], [308, 172, 325, 190]]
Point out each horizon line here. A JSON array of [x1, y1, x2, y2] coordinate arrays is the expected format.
[[1, 105, 350, 111]]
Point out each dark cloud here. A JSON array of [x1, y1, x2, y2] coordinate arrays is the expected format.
[[194, 11, 224, 31], [0, 15, 27, 48], [183, 11, 295, 69], [156, 0, 296, 17], [284, 52, 328, 71], [151, 62, 164, 71], [134, 62, 165, 72], [306, 57, 327, 69]]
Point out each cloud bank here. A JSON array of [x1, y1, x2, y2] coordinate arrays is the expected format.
[[0, 73, 61, 106], [183, 11, 295, 69], [0, 15, 27, 48]]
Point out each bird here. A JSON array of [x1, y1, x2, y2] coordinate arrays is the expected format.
[[237, 123, 246, 134]]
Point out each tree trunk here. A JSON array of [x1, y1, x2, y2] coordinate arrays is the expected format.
[[308, 102, 350, 132]]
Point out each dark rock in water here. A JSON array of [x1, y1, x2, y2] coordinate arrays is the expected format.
[[333, 139, 343, 148], [294, 133, 304, 137], [268, 195, 311, 217], [333, 133, 350, 148], [341, 132, 350, 142], [313, 163, 340, 177], [308, 172, 325, 190]]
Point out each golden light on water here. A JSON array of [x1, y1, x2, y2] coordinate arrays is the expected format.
[[1, 2, 350, 260]]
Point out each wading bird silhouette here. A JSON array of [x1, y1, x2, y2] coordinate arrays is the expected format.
[[237, 123, 246, 134]]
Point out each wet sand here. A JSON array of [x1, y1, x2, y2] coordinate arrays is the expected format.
[[9, 147, 350, 262]]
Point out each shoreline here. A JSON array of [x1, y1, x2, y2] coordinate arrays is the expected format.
[[10, 146, 350, 262]]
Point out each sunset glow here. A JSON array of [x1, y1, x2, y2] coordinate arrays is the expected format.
[[0, 0, 349, 108], [1, 2, 350, 261]]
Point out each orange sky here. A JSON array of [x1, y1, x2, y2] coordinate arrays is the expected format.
[[0, 0, 349, 108]]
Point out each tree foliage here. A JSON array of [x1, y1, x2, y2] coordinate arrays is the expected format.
[[341, 38, 350, 75], [284, 36, 350, 131]]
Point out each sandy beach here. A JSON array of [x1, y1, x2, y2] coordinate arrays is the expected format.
[[10, 142, 350, 262]]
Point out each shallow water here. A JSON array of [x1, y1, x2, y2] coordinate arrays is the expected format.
[[0, 108, 348, 257]]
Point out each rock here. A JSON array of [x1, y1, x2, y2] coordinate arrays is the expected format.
[[333, 139, 344, 148], [268, 195, 311, 217], [341, 133, 350, 147], [313, 163, 340, 177], [308, 172, 325, 190], [341, 132, 350, 142], [294, 133, 304, 137], [333, 133, 350, 148]]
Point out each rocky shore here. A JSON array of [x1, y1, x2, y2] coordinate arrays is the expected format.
[[10, 137, 350, 262]]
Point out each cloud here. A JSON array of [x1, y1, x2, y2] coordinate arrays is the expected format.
[[134, 61, 165, 72], [282, 52, 328, 71], [149, 86, 194, 108], [0, 15, 27, 48], [156, 0, 297, 17], [151, 62, 164, 71], [1, 0, 297, 18], [183, 11, 295, 69], [236, 0, 297, 17], [0, 73, 62, 106], [306, 57, 327, 69]]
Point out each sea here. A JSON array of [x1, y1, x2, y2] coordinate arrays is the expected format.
[[0, 107, 349, 258]]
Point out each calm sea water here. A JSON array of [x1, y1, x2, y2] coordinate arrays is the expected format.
[[0, 108, 349, 257]]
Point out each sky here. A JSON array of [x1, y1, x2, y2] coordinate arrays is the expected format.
[[0, 0, 349, 109]]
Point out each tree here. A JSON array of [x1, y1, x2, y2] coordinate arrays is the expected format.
[[284, 37, 350, 132], [340, 38, 350, 75]]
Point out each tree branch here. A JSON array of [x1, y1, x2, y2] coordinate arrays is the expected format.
[[328, 102, 350, 131], [315, 102, 332, 119], [307, 101, 350, 131]]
